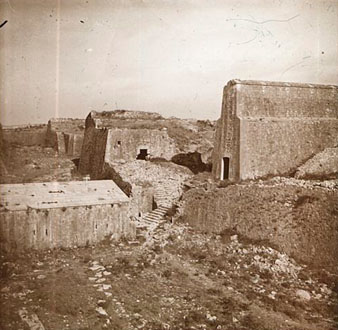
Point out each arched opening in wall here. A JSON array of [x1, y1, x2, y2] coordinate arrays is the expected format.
[[221, 157, 230, 180], [136, 149, 148, 160]]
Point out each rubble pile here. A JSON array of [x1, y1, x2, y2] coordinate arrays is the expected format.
[[114, 160, 193, 202]]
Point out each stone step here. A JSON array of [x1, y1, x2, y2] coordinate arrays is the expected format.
[[142, 218, 157, 224], [143, 216, 161, 223], [155, 206, 170, 210], [151, 210, 167, 216], [136, 182, 180, 236], [155, 200, 170, 205], [143, 215, 163, 222]]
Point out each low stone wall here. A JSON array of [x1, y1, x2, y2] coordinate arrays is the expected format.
[[64, 133, 83, 157], [3, 126, 47, 146], [129, 184, 155, 219], [180, 179, 338, 268], [46, 119, 85, 157], [95, 163, 155, 219], [0, 203, 135, 252]]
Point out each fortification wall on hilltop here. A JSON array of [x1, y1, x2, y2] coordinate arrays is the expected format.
[[180, 180, 338, 268], [46, 118, 85, 157], [2, 125, 47, 146], [212, 80, 338, 181], [90, 110, 164, 121], [79, 111, 177, 176], [47, 118, 85, 132]]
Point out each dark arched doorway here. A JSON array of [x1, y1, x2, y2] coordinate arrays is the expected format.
[[221, 157, 230, 180], [136, 148, 148, 160]]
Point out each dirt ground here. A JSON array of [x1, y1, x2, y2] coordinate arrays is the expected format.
[[1, 221, 337, 330]]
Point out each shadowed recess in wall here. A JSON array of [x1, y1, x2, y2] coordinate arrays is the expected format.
[[171, 152, 212, 174], [98, 163, 132, 197]]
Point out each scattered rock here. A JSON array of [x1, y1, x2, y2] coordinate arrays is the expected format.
[[89, 265, 105, 272], [102, 284, 112, 291], [1, 286, 10, 293], [296, 289, 311, 301], [96, 307, 108, 316], [37, 275, 46, 280], [18, 308, 45, 330], [230, 235, 238, 242]]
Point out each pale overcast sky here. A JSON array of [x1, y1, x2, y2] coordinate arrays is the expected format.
[[0, 0, 337, 125]]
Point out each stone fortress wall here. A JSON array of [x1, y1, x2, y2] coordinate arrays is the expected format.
[[2, 119, 85, 157], [78, 111, 177, 177], [2, 124, 47, 147], [45, 118, 85, 157], [78, 111, 176, 220], [180, 179, 338, 267], [105, 128, 176, 162], [212, 80, 338, 181]]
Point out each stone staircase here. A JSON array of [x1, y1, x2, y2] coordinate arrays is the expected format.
[[135, 205, 170, 231], [135, 182, 180, 233]]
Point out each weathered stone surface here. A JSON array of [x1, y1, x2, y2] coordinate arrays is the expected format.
[[79, 112, 177, 176], [295, 147, 338, 179], [46, 118, 85, 157], [0, 180, 135, 252], [105, 127, 177, 162], [78, 124, 108, 177], [2, 124, 47, 147], [79, 111, 215, 177], [180, 178, 338, 268], [90, 109, 164, 121], [113, 160, 192, 219], [296, 289, 311, 301], [212, 80, 338, 181]]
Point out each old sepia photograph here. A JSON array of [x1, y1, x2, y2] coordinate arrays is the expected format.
[[0, 0, 337, 329]]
